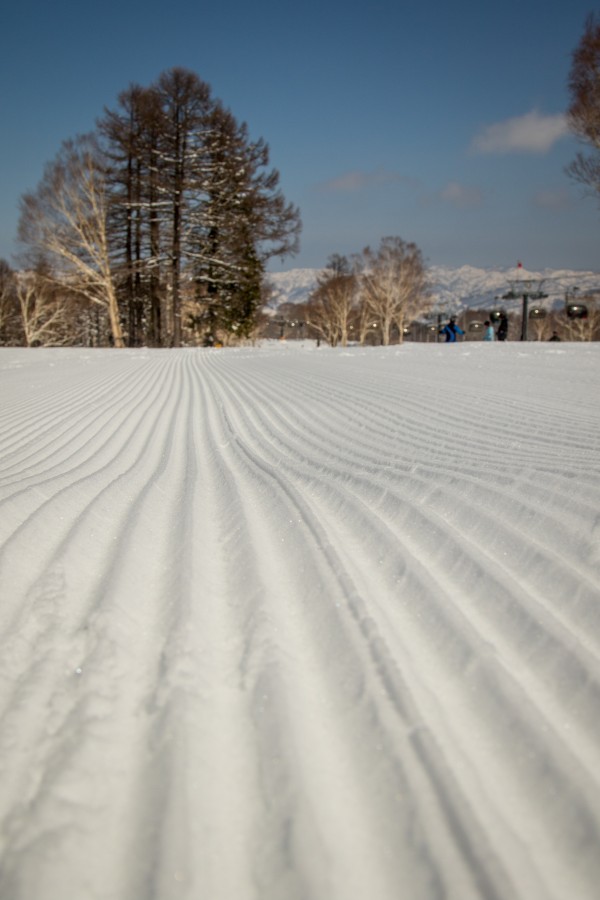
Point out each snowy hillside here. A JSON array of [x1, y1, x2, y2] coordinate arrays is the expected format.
[[1, 343, 600, 900], [266, 264, 600, 315]]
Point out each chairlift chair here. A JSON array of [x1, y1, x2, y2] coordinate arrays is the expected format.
[[566, 303, 588, 319]]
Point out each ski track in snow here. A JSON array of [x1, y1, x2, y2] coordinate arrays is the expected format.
[[0, 343, 599, 900]]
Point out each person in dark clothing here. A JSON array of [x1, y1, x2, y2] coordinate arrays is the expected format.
[[496, 312, 508, 341], [549, 331, 562, 341], [439, 316, 464, 343]]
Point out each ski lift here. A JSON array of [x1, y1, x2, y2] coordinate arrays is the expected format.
[[566, 303, 588, 319], [502, 277, 548, 340], [489, 309, 502, 321], [529, 306, 547, 319], [468, 321, 484, 333]]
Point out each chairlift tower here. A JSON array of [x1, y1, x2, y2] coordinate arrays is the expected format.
[[501, 267, 548, 341], [428, 297, 450, 343]]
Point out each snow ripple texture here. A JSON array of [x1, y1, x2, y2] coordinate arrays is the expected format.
[[0, 343, 599, 900]]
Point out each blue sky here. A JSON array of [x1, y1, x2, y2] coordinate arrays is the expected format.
[[1, 0, 598, 272]]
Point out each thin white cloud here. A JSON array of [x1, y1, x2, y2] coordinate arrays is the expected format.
[[471, 110, 570, 154], [532, 188, 573, 210], [317, 167, 414, 193], [438, 181, 483, 208]]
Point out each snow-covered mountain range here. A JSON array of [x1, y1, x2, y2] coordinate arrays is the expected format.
[[265, 264, 600, 316]]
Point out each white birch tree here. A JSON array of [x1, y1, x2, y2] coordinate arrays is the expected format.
[[18, 135, 125, 347], [306, 268, 358, 346], [355, 237, 429, 345], [16, 271, 74, 346]]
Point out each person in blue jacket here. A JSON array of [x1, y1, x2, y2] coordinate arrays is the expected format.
[[439, 316, 464, 342], [484, 320, 495, 341]]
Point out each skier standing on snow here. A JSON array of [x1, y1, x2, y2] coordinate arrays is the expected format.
[[484, 320, 495, 341], [439, 316, 464, 342], [496, 311, 508, 341]]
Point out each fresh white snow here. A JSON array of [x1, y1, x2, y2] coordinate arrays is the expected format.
[[1, 341, 600, 900]]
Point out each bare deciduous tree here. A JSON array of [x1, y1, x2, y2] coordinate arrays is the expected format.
[[561, 301, 600, 340], [306, 258, 357, 346], [528, 313, 555, 342], [18, 135, 127, 347], [566, 15, 600, 196], [15, 271, 74, 346], [355, 300, 381, 346], [354, 237, 429, 345], [0, 260, 23, 345]]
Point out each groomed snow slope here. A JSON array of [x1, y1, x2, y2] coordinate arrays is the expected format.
[[1, 342, 599, 900]]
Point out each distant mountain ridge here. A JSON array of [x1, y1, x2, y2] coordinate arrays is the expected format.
[[265, 264, 600, 316]]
